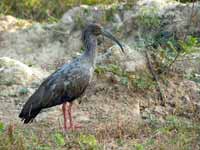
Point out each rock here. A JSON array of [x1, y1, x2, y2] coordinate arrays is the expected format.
[[0, 57, 46, 85], [0, 23, 80, 67], [65, 30, 82, 53], [62, 6, 82, 24], [61, 5, 105, 30], [154, 106, 168, 115], [141, 108, 152, 119], [174, 52, 200, 74], [195, 102, 200, 118], [0, 15, 32, 32], [165, 79, 200, 117], [98, 44, 146, 73], [123, 10, 135, 21], [181, 95, 191, 104], [104, 72, 121, 84]]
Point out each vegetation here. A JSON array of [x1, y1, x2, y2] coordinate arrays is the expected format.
[[135, 2, 200, 75], [176, 0, 195, 2], [187, 72, 200, 84], [0, 0, 193, 22], [152, 35, 200, 74], [0, 115, 199, 150], [95, 64, 156, 91], [0, 0, 126, 21], [0, 0, 199, 149], [137, 6, 160, 31], [19, 88, 29, 95]]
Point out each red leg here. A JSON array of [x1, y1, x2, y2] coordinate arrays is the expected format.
[[62, 103, 68, 131], [68, 103, 73, 129], [68, 102, 82, 130]]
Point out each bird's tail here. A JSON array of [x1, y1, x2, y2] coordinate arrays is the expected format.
[[19, 101, 42, 124]]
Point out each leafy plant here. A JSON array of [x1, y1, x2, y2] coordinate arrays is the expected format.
[[178, 36, 200, 54], [79, 134, 99, 150], [95, 64, 156, 90], [151, 34, 200, 74], [95, 64, 123, 76], [19, 87, 29, 95], [105, 5, 118, 22], [0, 122, 5, 134], [132, 72, 156, 91], [145, 113, 161, 129], [137, 6, 161, 31], [187, 72, 200, 84], [53, 132, 65, 146], [0, 79, 16, 86], [133, 143, 144, 150], [120, 76, 129, 86]]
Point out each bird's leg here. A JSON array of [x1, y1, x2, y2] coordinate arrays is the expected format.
[[67, 102, 82, 130], [62, 103, 68, 131]]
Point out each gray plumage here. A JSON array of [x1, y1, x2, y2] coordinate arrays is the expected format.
[[19, 24, 124, 124]]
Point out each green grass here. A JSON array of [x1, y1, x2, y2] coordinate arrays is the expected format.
[[134, 115, 200, 150], [0, 123, 102, 150], [0, 115, 199, 150]]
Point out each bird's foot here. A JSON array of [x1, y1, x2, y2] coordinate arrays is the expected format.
[[62, 127, 68, 132], [68, 123, 82, 130]]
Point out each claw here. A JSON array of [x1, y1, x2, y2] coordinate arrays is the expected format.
[[68, 123, 82, 130]]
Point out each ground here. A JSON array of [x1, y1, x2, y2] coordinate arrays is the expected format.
[[0, 1, 200, 149], [0, 58, 199, 150]]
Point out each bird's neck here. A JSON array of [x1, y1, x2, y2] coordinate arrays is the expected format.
[[82, 32, 97, 65]]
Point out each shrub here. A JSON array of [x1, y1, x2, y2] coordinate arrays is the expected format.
[[0, 0, 126, 21]]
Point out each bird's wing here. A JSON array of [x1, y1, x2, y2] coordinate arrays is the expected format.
[[37, 63, 91, 108]]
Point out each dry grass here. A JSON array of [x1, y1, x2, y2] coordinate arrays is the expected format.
[[0, 115, 199, 150]]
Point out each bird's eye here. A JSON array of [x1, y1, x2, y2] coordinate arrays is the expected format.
[[94, 29, 100, 35]]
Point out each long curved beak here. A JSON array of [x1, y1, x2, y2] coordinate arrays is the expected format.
[[101, 29, 124, 53]]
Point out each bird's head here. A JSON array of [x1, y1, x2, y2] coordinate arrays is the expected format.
[[83, 24, 124, 53]]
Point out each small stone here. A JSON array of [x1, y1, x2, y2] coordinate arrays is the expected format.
[[154, 106, 167, 115], [181, 95, 190, 104]]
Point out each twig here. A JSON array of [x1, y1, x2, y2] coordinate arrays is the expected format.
[[145, 50, 166, 106], [162, 51, 180, 74]]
